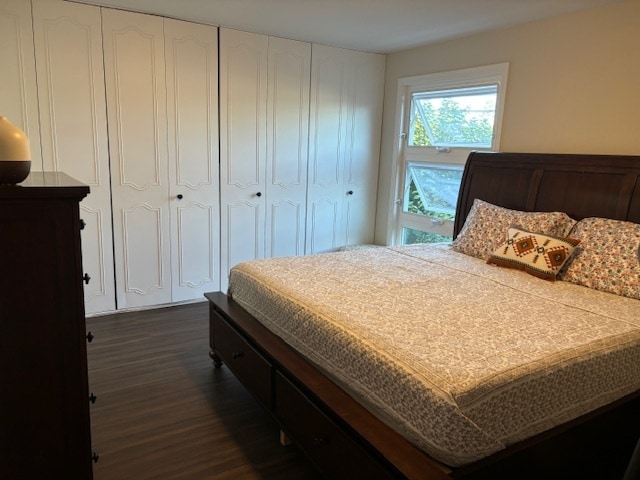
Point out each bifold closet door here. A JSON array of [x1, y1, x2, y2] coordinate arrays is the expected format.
[[264, 36, 311, 260], [306, 45, 352, 254], [219, 29, 268, 292], [219, 29, 311, 292], [340, 49, 385, 248], [32, 0, 116, 314], [164, 18, 220, 302], [102, 8, 172, 309], [306, 45, 384, 254], [0, 0, 42, 167]]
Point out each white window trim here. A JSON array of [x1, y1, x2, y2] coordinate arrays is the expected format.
[[386, 63, 509, 245]]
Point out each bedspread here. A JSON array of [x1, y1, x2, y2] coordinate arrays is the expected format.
[[227, 244, 640, 466]]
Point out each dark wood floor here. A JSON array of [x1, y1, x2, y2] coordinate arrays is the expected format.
[[86, 301, 323, 480]]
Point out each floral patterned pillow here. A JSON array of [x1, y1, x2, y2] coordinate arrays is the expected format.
[[487, 227, 580, 280], [558, 217, 640, 300], [451, 199, 577, 260]]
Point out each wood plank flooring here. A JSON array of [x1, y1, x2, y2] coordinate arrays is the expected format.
[[86, 301, 323, 479]]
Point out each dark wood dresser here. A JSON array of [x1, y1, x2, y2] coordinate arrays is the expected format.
[[0, 172, 94, 479]]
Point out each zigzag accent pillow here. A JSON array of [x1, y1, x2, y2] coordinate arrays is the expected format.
[[452, 199, 577, 260], [487, 226, 580, 281]]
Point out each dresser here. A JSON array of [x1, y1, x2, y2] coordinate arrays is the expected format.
[[0, 172, 94, 478]]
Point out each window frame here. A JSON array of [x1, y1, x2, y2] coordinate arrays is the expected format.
[[387, 63, 509, 245]]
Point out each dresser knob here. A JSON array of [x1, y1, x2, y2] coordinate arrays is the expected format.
[[347, 190, 354, 195], [83, 273, 91, 285], [231, 351, 244, 359], [92, 452, 100, 463], [86, 331, 94, 343], [255, 192, 262, 197], [177, 194, 183, 200], [79, 219, 86, 230], [313, 436, 327, 448], [89, 393, 97, 404]]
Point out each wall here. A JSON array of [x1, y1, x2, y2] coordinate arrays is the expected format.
[[375, 0, 640, 244]]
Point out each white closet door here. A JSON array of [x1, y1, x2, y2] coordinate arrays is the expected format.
[[306, 45, 352, 254], [342, 50, 385, 247], [102, 8, 171, 309], [220, 28, 268, 291], [164, 18, 220, 302], [306, 45, 385, 253], [32, 0, 115, 314], [265, 37, 311, 259], [0, 0, 42, 168]]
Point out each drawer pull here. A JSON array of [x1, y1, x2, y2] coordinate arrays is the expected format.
[[313, 436, 327, 448], [89, 393, 97, 404], [231, 351, 244, 359], [83, 273, 91, 285], [86, 331, 94, 343], [80, 219, 86, 230], [92, 452, 100, 463]]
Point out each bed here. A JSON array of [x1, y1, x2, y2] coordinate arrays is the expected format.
[[205, 151, 640, 479]]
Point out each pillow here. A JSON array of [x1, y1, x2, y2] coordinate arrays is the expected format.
[[558, 217, 640, 299], [487, 227, 580, 280], [451, 199, 577, 260]]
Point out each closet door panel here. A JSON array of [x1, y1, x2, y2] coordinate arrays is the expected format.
[[307, 199, 341, 254], [343, 52, 385, 246], [165, 18, 220, 301], [220, 29, 268, 290], [265, 37, 310, 258], [221, 30, 266, 189], [121, 205, 166, 295], [270, 201, 305, 259], [103, 8, 171, 308], [0, 0, 42, 167], [33, 0, 115, 314], [308, 53, 346, 189], [174, 203, 215, 294], [306, 45, 350, 253], [226, 202, 263, 272]]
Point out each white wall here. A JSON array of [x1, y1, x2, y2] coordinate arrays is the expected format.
[[375, 0, 640, 244]]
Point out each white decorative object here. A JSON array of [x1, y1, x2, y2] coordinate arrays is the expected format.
[[0, 116, 32, 184]]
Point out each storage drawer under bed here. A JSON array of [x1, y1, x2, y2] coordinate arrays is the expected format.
[[274, 371, 394, 479], [212, 314, 273, 409]]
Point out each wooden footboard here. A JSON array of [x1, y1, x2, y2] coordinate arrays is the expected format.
[[206, 291, 640, 480]]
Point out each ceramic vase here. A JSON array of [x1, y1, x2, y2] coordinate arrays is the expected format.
[[0, 116, 32, 184]]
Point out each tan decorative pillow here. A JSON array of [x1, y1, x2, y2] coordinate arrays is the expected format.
[[558, 217, 640, 299], [487, 227, 580, 280], [452, 199, 577, 260]]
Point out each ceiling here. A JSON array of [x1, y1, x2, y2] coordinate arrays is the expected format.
[[72, 0, 628, 53]]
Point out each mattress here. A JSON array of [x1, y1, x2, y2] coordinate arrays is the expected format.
[[227, 244, 640, 467]]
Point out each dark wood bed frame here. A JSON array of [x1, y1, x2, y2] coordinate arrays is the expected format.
[[206, 151, 640, 479]]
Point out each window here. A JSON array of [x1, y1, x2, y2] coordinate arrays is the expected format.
[[401, 162, 463, 244], [409, 85, 498, 148], [388, 63, 509, 245]]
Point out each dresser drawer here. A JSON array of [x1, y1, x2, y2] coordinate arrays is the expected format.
[[213, 315, 273, 409], [274, 372, 393, 479]]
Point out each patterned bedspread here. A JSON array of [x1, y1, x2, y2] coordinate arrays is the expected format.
[[227, 244, 640, 466]]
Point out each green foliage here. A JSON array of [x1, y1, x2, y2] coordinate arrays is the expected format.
[[406, 179, 427, 215], [412, 113, 429, 146], [406, 179, 455, 220], [403, 228, 451, 245], [411, 99, 493, 147]]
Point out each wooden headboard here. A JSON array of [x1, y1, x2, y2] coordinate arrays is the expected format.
[[454, 151, 640, 238]]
